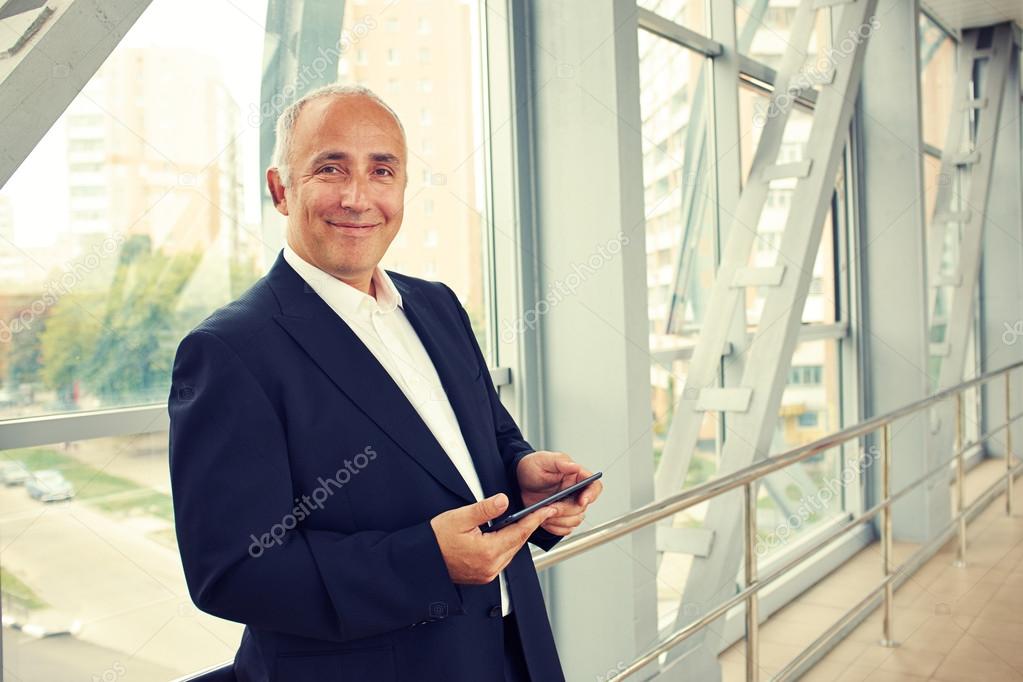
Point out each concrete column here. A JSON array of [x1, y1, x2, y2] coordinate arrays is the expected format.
[[858, 0, 950, 541], [527, 1, 658, 678], [980, 42, 1023, 458]]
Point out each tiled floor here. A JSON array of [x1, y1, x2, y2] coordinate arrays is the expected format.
[[718, 460, 1023, 681]]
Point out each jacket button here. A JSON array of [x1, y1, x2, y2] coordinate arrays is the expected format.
[[488, 605, 502, 618]]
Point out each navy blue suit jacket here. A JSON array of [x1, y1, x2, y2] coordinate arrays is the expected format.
[[168, 252, 565, 681]]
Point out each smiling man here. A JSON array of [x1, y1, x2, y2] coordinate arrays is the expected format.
[[168, 84, 602, 682]]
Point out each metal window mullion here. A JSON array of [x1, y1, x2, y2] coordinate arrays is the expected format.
[[0, 368, 512, 452], [636, 7, 723, 58]]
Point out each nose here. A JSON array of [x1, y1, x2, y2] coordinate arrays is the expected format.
[[339, 174, 371, 213]]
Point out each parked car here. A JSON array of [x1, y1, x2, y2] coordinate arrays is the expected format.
[[26, 470, 75, 502], [0, 460, 30, 486]]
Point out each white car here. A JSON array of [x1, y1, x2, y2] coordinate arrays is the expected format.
[[0, 460, 30, 486], [26, 470, 75, 502]]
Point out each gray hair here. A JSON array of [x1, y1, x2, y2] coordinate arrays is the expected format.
[[270, 84, 406, 187]]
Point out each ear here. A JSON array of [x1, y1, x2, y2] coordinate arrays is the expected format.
[[266, 168, 289, 216]]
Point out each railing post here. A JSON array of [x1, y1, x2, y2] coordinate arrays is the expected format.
[[744, 482, 759, 682], [1007, 371, 1015, 516], [879, 424, 898, 647], [954, 392, 967, 568]]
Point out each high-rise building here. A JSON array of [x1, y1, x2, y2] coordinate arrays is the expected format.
[[336, 0, 484, 319], [64, 48, 254, 265]]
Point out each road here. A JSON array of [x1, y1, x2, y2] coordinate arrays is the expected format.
[[0, 482, 242, 680]]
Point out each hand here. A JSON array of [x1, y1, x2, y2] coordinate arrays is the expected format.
[[516, 451, 603, 537], [430, 493, 557, 585]]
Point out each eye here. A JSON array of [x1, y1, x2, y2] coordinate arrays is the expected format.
[[318, 165, 341, 174], [373, 168, 394, 176]]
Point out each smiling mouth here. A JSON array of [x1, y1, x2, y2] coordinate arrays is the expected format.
[[327, 221, 379, 229]]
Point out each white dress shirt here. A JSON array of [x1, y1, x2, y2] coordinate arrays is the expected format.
[[282, 245, 512, 616]]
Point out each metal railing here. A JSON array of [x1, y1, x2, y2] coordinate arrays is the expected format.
[[532, 360, 1023, 681]]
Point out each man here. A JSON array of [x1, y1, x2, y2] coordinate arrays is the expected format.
[[168, 84, 603, 682]]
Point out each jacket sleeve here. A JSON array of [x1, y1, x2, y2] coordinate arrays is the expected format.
[[443, 287, 564, 552], [168, 330, 464, 642]]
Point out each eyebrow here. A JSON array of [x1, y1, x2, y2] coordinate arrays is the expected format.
[[308, 151, 402, 167]]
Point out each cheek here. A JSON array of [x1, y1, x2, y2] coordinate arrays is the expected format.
[[380, 190, 405, 222], [307, 189, 338, 217]]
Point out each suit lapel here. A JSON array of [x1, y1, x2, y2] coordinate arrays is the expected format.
[[393, 281, 504, 499], [266, 254, 476, 504]]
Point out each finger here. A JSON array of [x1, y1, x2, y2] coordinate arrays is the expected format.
[[537, 451, 581, 475], [542, 514, 584, 531], [545, 499, 585, 517], [543, 500, 574, 514], [461, 493, 508, 528], [578, 480, 603, 506], [493, 507, 560, 567], [493, 506, 557, 550], [553, 456, 582, 475]]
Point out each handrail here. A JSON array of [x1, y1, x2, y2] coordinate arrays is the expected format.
[[534, 359, 1023, 569], [532, 359, 1022, 681]]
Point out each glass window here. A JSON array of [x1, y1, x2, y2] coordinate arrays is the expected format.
[[0, 0, 495, 426], [637, 31, 716, 480], [0, 0, 267, 422], [638, 31, 723, 619], [738, 84, 841, 329], [336, 0, 490, 353], [918, 12, 956, 148], [637, 0, 708, 36], [1, 431, 244, 678], [736, 0, 832, 72], [2, 0, 499, 677], [757, 338, 845, 557]]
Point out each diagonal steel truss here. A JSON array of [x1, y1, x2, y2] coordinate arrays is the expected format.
[[649, 0, 880, 677], [925, 24, 1015, 390]]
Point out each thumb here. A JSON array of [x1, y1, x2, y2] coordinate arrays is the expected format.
[[463, 493, 508, 527]]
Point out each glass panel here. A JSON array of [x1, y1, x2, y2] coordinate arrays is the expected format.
[[637, 32, 717, 625], [918, 12, 956, 148], [757, 338, 845, 557], [736, 0, 831, 72], [638, 32, 715, 474], [338, 1, 491, 355], [738, 85, 840, 329], [0, 0, 496, 424], [1, 432, 243, 679], [0, 0, 269, 421], [637, 0, 709, 36]]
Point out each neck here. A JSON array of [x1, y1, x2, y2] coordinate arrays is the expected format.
[[286, 240, 377, 298], [339, 272, 376, 298]]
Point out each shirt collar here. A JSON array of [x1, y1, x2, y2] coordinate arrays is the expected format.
[[282, 244, 403, 319]]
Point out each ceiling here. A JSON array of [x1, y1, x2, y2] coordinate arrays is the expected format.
[[922, 0, 1023, 31]]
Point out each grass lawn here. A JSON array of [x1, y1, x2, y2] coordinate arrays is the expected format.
[[0, 567, 47, 610]]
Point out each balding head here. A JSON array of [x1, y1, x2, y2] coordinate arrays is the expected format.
[[270, 84, 406, 187]]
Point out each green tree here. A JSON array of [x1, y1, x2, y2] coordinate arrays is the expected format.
[[40, 236, 202, 406], [38, 292, 103, 406], [7, 311, 44, 388]]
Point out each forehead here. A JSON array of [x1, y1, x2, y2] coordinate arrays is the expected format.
[[291, 95, 406, 163]]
